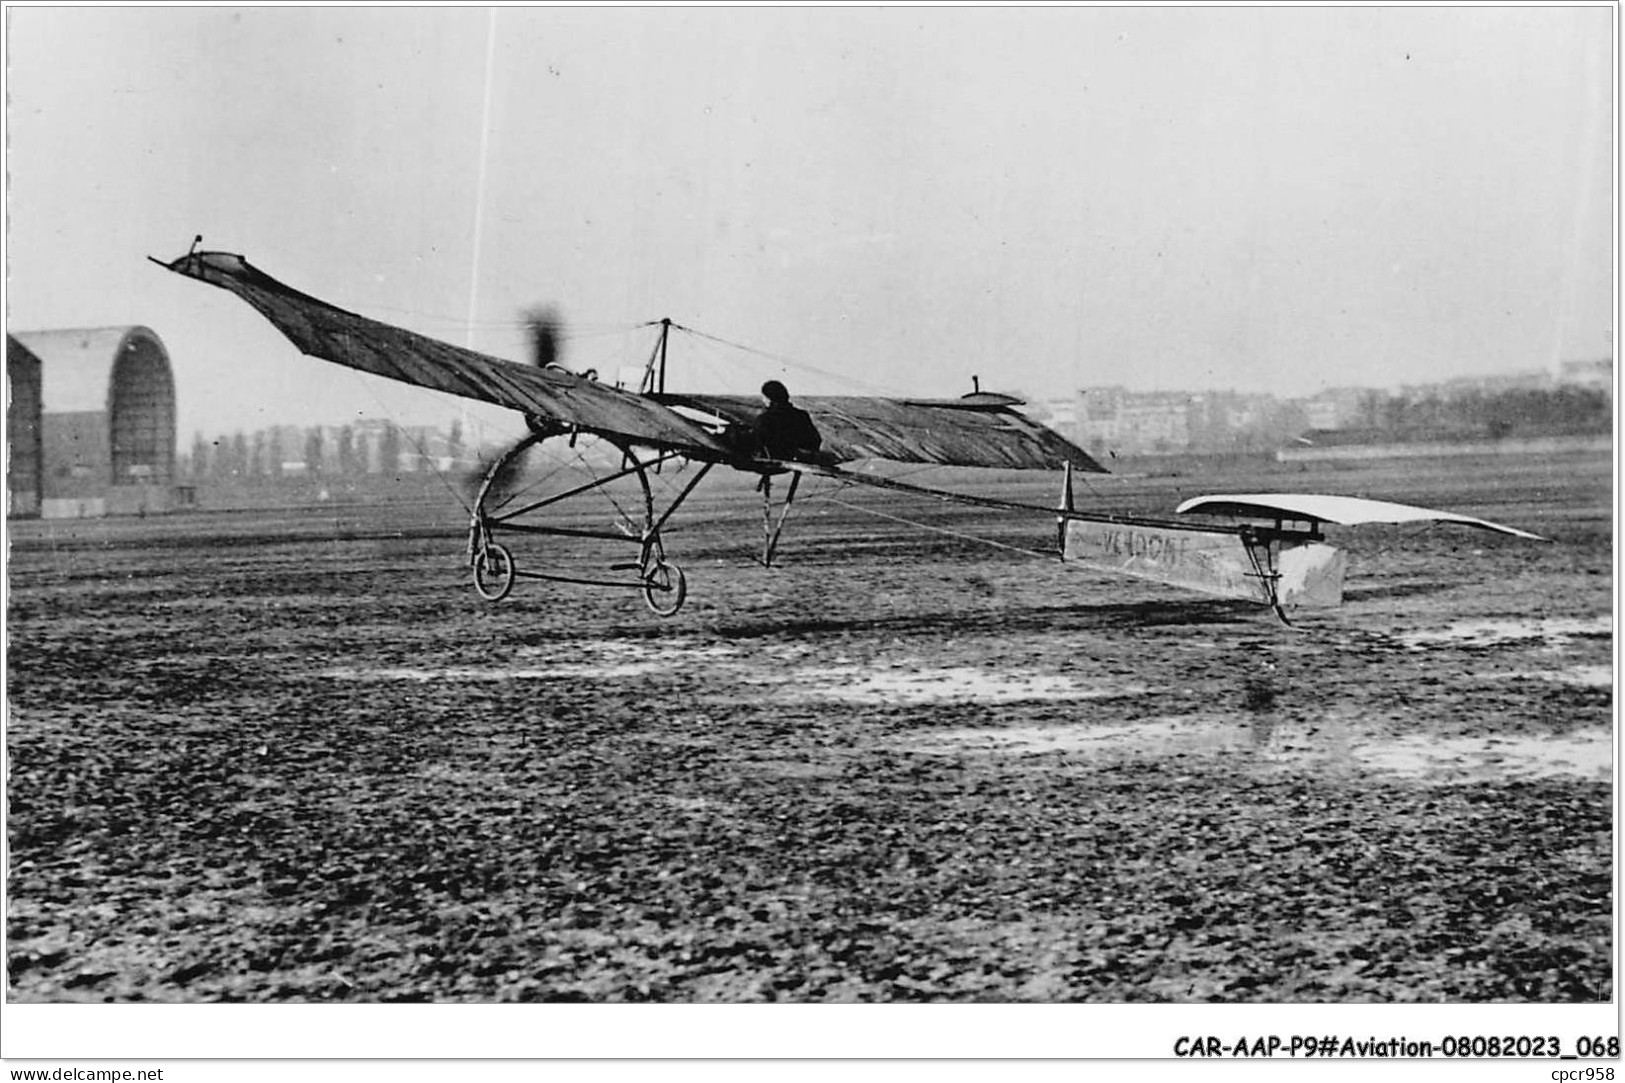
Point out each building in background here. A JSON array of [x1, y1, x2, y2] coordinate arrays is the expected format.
[[7, 326, 177, 518], [1024, 397, 1080, 442], [1300, 387, 1368, 431], [1077, 387, 1193, 455], [7, 336, 44, 516]]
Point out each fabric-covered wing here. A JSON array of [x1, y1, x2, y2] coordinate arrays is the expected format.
[[159, 251, 731, 456], [659, 393, 1106, 472], [1176, 493, 1548, 541]]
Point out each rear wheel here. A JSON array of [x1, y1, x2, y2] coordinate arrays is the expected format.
[[642, 560, 687, 616], [473, 543, 516, 602]]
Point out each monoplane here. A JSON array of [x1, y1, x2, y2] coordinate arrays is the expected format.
[[155, 243, 1547, 622]]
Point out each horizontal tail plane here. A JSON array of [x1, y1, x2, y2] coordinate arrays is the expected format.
[[1173, 493, 1549, 541]]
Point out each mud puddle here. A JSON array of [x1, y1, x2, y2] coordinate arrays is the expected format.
[[904, 715, 1613, 782]]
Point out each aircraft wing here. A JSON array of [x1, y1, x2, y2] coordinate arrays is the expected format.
[[1176, 493, 1548, 541], [160, 249, 1100, 472], [660, 393, 1107, 472], [157, 250, 732, 456]]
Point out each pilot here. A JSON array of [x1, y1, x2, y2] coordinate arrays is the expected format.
[[752, 380, 824, 463]]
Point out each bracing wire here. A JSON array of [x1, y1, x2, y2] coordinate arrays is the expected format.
[[486, 436, 636, 527], [672, 464, 1059, 564], [821, 495, 1059, 562], [578, 448, 640, 531], [357, 307, 655, 342], [635, 457, 1072, 566], [335, 369, 476, 515], [394, 424, 474, 514], [627, 465, 839, 563], [667, 323, 909, 397], [487, 444, 571, 514]]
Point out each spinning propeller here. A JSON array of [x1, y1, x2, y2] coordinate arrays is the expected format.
[[523, 305, 562, 372], [469, 305, 570, 505]]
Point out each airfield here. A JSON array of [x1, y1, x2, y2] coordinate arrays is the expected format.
[[6, 449, 1612, 1002]]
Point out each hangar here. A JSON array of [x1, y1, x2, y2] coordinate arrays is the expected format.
[[7, 326, 178, 518]]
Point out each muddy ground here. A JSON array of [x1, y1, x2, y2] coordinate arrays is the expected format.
[[5, 451, 1613, 1002]]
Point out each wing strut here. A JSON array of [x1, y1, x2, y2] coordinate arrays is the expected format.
[[1056, 461, 1075, 551], [759, 471, 803, 568]]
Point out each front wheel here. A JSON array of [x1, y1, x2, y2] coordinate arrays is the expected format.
[[642, 560, 687, 617], [473, 543, 516, 602]]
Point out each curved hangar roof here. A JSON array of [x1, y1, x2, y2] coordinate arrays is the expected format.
[[9, 326, 174, 414]]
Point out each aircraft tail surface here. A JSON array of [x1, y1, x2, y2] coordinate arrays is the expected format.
[[1060, 518, 1348, 609]]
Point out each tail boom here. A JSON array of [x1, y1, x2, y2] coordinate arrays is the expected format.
[[1059, 517, 1348, 610]]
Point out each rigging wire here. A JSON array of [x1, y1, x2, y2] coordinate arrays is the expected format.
[[333, 369, 475, 515], [326, 302, 653, 344], [820, 494, 1060, 562], [381, 421, 474, 516], [634, 457, 1077, 566], [578, 448, 640, 531], [667, 323, 912, 397], [628, 464, 844, 564], [487, 437, 625, 522], [486, 443, 570, 515], [669, 466, 1064, 564]]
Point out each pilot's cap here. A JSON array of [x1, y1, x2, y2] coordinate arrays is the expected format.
[[761, 379, 790, 404]]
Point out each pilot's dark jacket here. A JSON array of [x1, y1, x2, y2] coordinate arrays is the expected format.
[[753, 402, 824, 462]]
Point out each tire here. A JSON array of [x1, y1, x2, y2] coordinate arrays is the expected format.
[[472, 543, 516, 602], [642, 560, 687, 617]]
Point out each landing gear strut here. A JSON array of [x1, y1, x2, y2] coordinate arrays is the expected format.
[[466, 432, 711, 616]]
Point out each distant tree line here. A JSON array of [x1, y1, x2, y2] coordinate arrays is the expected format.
[[1351, 386, 1612, 441], [180, 421, 466, 482]]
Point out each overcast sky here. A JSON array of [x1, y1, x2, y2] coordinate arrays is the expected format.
[[5, 6, 1615, 441]]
